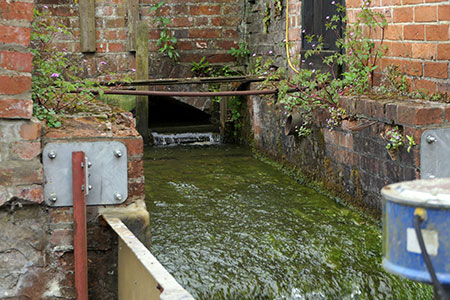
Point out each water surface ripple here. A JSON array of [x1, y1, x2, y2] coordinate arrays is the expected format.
[[144, 145, 432, 300]]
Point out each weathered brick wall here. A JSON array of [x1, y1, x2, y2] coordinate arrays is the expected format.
[[0, 0, 40, 205], [248, 89, 450, 213], [247, 0, 449, 93], [34, 0, 245, 80], [0, 1, 147, 296], [1, 108, 147, 299], [347, 0, 450, 94], [244, 0, 450, 212], [246, 0, 291, 67]]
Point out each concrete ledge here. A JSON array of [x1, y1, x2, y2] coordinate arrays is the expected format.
[[103, 215, 195, 300]]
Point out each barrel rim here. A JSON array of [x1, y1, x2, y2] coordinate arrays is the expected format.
[[381, 178, 450, 209], [383, 258, 450, 285]]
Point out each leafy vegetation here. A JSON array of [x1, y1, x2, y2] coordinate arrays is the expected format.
[[253, 0, 388, 137], [228, 42, 250, 60], [31, 9, 133, 127], [150, 0, 179, 61], [31, 9, 103, 127]]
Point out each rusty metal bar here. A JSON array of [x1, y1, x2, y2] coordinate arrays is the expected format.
[[100, 75, 267, 86], [91, 88, 279, 97], [72, 151, 88, 300]]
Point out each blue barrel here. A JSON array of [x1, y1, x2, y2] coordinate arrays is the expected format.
[[381, 178, 450, 284]]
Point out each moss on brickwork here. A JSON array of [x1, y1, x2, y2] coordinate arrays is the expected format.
[[98, 94, 136, 112]]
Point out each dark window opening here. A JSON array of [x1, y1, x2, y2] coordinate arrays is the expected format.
[[301, 0, 343, 73]]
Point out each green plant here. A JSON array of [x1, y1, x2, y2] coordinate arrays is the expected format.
[[273, 0, 282, 16], [31, 9, 103, 126], [254, 0, 387, 135], [406, 135, 416, 153], [326, 106, 347, 131], [375, 65, 410, 96], [385, 126, 404, 151], [191, 57, 212, 77], [263, 3, 271, 34], [33, 103, 61, 128], [228, 42, 250, 59], [150, 0, 179, 61]]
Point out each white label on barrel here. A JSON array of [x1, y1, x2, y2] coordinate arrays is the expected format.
[[406, 228, 439, 256]]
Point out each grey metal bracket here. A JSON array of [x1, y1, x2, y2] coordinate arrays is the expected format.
[[420, 128, 450, 179], [43, 141, 128, 207]]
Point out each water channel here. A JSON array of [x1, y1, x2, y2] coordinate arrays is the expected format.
[[143, 144, 432, 300]]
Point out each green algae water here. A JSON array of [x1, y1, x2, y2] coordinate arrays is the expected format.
[[143, 145, 432, 300]]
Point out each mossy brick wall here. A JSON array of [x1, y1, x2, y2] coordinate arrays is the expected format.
[[248, 89, 450, 213], [34, 0, 246, 80]]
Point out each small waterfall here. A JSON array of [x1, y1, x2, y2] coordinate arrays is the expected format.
[[151, 132, 221, 146]]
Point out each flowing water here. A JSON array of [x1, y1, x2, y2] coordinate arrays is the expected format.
[[144, 144, 432, 300], [151, 132, 221, 147]]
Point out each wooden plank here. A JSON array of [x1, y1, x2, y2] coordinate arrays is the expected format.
[[72, 152, 88, 300], [126, 0, 139, 51], [79, 0, 96, 52], [135, 21, 149, 143], [219, 84, 228, 137]]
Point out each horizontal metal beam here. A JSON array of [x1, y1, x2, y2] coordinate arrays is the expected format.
[[93, 88, 279, 97], [100, 75, 267, 86]]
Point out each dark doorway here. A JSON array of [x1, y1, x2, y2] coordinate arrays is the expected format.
[[301, 0, 343, 73], [148, 96, 213, 132]]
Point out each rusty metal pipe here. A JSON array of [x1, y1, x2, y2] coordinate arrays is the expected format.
[[90, 89, 280, 97]]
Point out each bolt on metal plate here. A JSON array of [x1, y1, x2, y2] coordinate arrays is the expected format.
[[421, 128, 450, 179], [43, 141, 128, 207]]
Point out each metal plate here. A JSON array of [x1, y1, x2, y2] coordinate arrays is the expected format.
[[421, 128, 450, 179], [43, 141, 128, 207]]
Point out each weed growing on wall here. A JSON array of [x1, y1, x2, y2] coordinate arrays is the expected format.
[[382, 126, 415, 159], [31, 9, 104, 126], [31, 9, 133, 127], [150, 0, 179, 61]]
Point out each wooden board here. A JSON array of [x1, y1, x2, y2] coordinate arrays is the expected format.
[[126, 0, 139, 51], [135, 21, 149, 143], [79, 0, 96, 52]]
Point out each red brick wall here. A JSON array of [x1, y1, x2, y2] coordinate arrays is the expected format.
[[34, 0, 245, 80], [0, 1, 148, 297], [0, 0, 42, 206], [347, 0, 450, 94], [287, 0, 302, 59], [0, 0, 34, 118]]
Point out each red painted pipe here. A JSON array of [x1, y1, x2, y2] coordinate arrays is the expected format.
[[72, 152, 88, 300]]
